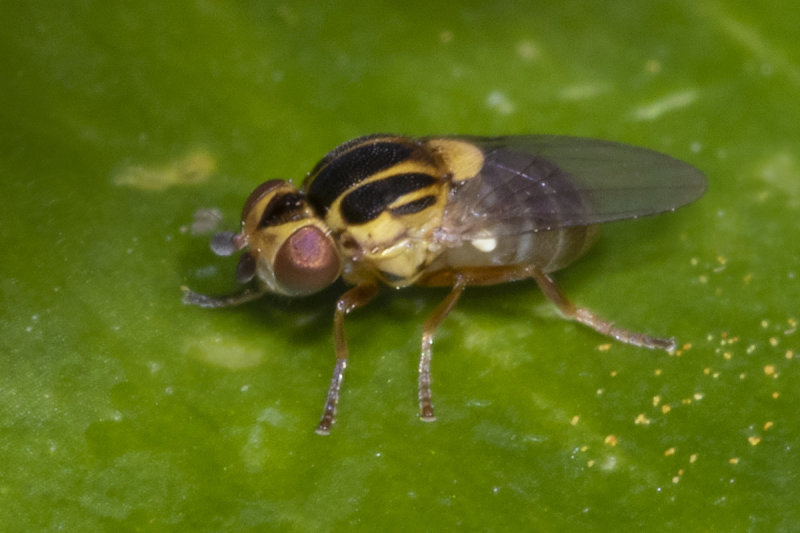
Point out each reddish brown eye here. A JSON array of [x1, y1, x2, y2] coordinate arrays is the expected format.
[[241, 180, 285, 221], [274, 226, 341, 295]]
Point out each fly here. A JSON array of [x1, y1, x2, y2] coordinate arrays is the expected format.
[[182, 134, 707, 434]]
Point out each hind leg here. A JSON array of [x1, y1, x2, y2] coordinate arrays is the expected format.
[[529, 268, 675, 351]]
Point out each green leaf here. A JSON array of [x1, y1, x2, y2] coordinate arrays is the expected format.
[[2, 1, 797, 530]]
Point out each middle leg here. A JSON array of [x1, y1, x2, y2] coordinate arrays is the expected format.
[[419, 275, 467, 421]]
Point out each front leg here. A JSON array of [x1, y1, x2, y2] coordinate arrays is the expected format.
[[419, 276, 467, 422], [315, 284, 379, 435], [181, 285, 266, 308]]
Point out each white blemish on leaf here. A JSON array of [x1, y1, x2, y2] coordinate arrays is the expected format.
[[631, 89, 698, 121], [516, 40, 540, 61], [113, 149, 216, 191], [185, 336, 263, 370], [558, 82, 610, 101], [756, 151, 800, 206], [691, 1, 800, 86], [486, 90, 516, 115], [187, 208, 225, 236]]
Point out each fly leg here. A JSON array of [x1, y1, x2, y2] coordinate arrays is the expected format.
[[181, 286, 266, 308], [316, 284, 379, 435], [419, 275, 467, 421], [529, 268, 676, 351]]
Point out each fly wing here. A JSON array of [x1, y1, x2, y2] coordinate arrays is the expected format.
[[434, 135, 707, 239]]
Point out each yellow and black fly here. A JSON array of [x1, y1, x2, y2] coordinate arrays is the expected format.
[[183, 134, 706, 434]]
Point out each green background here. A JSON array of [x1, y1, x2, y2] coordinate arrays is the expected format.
[[2, 1, 798, 530]]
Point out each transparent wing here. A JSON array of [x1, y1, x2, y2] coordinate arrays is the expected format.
[[433, 135, 707, 238]]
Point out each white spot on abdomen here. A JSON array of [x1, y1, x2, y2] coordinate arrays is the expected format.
[[471, 236, 497, 253]]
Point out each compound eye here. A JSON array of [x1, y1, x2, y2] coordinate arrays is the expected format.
[[241, 180, 286, 221], [273, 226, 341, 295]]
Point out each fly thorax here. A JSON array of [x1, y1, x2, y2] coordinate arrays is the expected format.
[[338, 227, 435, 288]]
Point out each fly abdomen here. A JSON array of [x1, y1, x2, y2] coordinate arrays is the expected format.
[[427, 224, 597, 277]]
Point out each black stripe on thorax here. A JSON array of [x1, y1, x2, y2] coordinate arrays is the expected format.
[[340, 173, 437, 224], [389, 195, 437, 216], [306, 138, 434, 215]]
